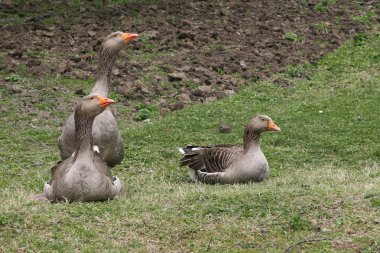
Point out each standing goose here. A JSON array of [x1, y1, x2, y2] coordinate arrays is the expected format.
[[179, 115, 281, 184], [45, 95, 122, 202], [58, 31, 138, 167]]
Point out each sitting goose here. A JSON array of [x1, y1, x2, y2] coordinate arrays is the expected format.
[[58, 31, 138, 167], [179, 115, 281, 184], [45, 95, 122, 202]]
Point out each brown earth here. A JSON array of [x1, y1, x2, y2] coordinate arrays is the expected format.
[[0, 0, 378, 116]]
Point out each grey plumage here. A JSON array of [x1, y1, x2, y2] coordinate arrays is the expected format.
[[58, 31, 138, 167], [179, 115, 281, 184], [45, 95, 121, 202]]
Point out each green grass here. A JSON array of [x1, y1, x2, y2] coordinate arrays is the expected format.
[[1, 34, 380, 252], [314, 0, 337, 13], [283, 32, 306, 43], [353, 12, 375, 25]]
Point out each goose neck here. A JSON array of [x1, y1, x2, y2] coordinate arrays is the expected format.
[[91, 47, 118, 96], [74, 109, 94, 156], [243, 127, 261, 152]]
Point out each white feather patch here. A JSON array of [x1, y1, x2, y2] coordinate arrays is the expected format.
[[44, 182, 52, 200], [71, 152, 75, 157], [93, 145, 100, 153], [188, 169, 198, 182], [178, 147, 185, 154]]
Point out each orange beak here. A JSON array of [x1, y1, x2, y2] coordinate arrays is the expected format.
[[122, 33, 139, 43], [98, 95, 115, 108], [268, 120, 281, 132]]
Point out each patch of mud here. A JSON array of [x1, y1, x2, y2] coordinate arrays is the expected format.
[[0, 0, 378, 115]]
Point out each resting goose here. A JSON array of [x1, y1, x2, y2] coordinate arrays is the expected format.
[[179, 115, 281, 184], [45, 95, 122, 202], [58, 31, 138, 167]]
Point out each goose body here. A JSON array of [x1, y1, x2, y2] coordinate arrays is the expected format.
[[179, 115, 281, 184], [58, 31, 138, 167], [44, 149, 121, 202], [59, 109, 123, 167], [45, 95, 121, 202]]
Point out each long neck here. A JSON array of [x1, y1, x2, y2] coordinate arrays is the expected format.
[[74, 108, 94, 158], [243, 126, 261, 152], [90, 46, 118, 97]]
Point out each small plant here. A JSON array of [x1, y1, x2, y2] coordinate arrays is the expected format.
[[370, 198, 380, 207], [133, 103, 158, 121], [184, 81, 199, 89], [289, 214, 312, 231], [353, 12, 374, 25], [109, 91, 121, 101], [216, 67, 225, 75], [212, 44, 226, 51], [353, 33, 370, 46], [285, 64, 315, 79], [5, 74, 22, 82], [134, 108, 151, 121], [315, 0, 336, 13], [0, 52, 6, 65], [159, 82, 173, 90], [284, 32, 306, 43], [313, 22, 330, 33], [365, 194, 380, 207], [26, 50, 46, 58], [139, 34, 156, 51]]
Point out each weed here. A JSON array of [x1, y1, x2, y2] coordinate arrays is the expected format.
[[184, 81, 199, 89], [353, 12, 375, 25], [133, 103, 158, 121], [314, 0, 337, 13], [283, 32, 306, 43], [109, 91, 122, 101], [313, 22, 330, 33], [26, 50, 46, 58], [353, 33, 371, 46], [0, 52, 6, 65], [289, 214, 312, 231], [284, 64, 315, 79], [370, 198, 380, 207], [5, 74, 22, 82], [134, 108, 151, 121]]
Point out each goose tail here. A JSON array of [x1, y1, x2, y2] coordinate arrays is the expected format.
[[178, 145, 208, 155]]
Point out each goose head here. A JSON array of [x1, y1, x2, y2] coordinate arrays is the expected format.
[[248, 115, 281, 133], [101, 31, 139, 54], [77, 94, 115, 118]]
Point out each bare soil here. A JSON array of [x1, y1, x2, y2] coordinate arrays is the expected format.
[[0, 0, 378, 115]]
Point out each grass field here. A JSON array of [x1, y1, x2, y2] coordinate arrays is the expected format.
[[1, 33, 379, 252]]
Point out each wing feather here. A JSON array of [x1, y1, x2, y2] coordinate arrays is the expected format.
[[180, 145, 242, 173]]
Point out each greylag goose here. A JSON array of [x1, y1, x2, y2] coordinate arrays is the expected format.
[[58, 31, 138, 167], [179, 115, 281, 184], [45, 95, 122, 202]]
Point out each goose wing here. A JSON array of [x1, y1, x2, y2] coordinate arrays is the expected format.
[[92, 152, 113, 179], [180, 145, 242, 173]]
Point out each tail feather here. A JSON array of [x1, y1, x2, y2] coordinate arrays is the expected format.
[[179, 145, 211, 171], [180, 153, 198, 166], [188, 158, 205, 171], [178, 147, 186, 155], [180, 153, 206, 171], [178, 145, 209, 155]]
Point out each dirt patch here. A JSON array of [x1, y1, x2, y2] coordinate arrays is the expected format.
[[0, 0, 378, 116]]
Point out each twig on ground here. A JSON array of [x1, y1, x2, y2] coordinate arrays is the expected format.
[[284, 238, 331, 253], [206, 238, 212, 252]]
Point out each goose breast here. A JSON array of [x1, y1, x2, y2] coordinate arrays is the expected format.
[[228, 149, 269, 183]]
